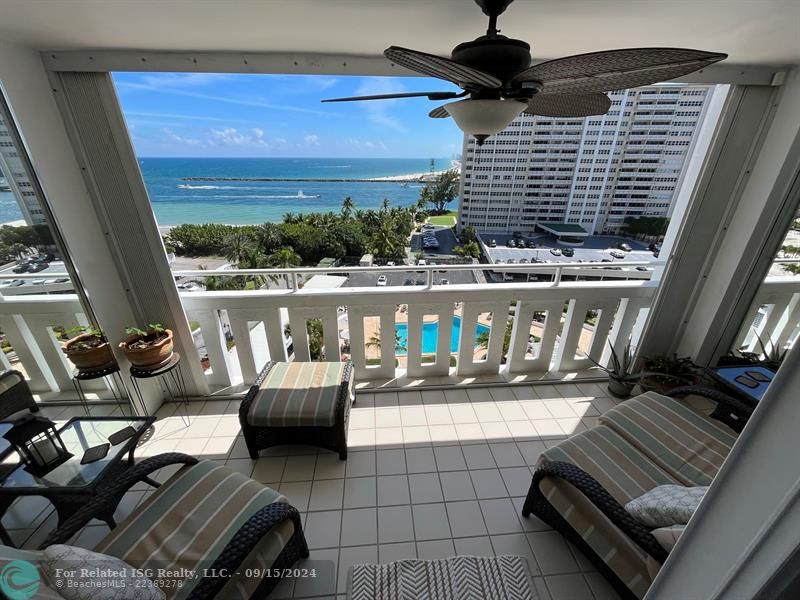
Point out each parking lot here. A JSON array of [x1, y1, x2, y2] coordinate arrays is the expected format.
[[0, 259, 72, 294], [411, 225, 459, 256], [481, 233, 657, 265], [346, 265, 477, 288]]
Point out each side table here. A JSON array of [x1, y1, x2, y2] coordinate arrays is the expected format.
[[72, 364, 130, 416], [129, 353, 191, 423]]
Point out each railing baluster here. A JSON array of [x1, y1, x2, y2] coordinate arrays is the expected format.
[[507, 300, 564, 374], [406, 303, 453, 377], [0, 314, 51, 392], [263, 306, 288, 363], [187, 308, 232, 387], [776, 293, 800, 350], [228, 310, 257, 383], [457, 301, 508, 376], [553, 299, 588, 372]]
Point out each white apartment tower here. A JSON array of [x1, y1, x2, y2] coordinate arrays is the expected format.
[[458, 84, 717, 234], [0, 112, 46, 225]]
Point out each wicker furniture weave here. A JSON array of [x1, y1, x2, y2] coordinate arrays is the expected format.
[[36, 453, 309, 600], [521, 388, 742, 600], [240, 361, 355, 460], [0, 370, 38, 419]]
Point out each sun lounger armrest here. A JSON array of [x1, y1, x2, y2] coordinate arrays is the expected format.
[[38, 453, 199, 548], [524, 460, 668, 562]]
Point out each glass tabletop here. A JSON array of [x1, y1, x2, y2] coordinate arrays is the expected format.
[[0, 417, 152, 491]]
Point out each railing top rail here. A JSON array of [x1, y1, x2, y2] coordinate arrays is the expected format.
[[170, 261, 665, 278]]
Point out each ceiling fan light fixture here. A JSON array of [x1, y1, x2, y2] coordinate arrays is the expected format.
[[444, 99, 525, 141]]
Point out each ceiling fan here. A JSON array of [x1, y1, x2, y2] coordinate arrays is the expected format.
[[322, 0, 726, 144]]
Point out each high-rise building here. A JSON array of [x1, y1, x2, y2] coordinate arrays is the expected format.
[[0, 112, 46, 225], [458, 84, 718, 235]]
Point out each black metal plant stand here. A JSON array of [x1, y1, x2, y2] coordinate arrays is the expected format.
[[128, 353, 191, 424], [72, 364, 130, 417]]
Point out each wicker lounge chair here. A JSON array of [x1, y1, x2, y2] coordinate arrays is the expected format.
[[240, 361, 355, 459], [0, 370, 39, 419], [522, 387, 751, 600], [21, 453, 309, 599]]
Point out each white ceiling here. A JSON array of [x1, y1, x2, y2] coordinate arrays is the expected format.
[[1, 0, 798, 66]]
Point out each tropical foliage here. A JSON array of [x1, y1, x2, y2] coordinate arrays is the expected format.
[[0, 224, 55, 263], [419, 169, 459, 214], [476, 319, 513, 362], [621, 216, 670, 238], [166, 197, 415, 264]]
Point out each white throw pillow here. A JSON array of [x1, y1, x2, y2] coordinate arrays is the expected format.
[[625, 485, 708, 528], [40, 544, 164, 600], [651, 524, 687, 552]]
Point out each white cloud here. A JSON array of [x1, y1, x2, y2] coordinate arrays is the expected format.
[[343, 137, 388, 151], [209, 127, 268, 147], [161, 128, 201, 145], [354, 78, 407, 131], [140, 73, 233, 88], [304, 135, 320, 146]]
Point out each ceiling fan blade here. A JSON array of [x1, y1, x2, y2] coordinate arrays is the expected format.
[[385, 46, 502, 89], [322, 91, 463, 103], [429, 106, 450, 118], [523, 93, 611, 118], [512, 48, 727, 94]]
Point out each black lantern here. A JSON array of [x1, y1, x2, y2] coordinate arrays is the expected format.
[[3, 415, 71, 475]]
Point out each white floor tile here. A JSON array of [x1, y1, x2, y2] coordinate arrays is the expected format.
[[470, 469, 509, 499], [340, 508, 378, 547], [446, 501, 488, 538], [308, 478, 344, 511], [417, 539, 456, 560], [343, 476, 377, 508], [412, 503, 452, 541], [304, 510, 342, 549], [404, 447, 437, 473], [377, 505, 414, 543], [345, 451, 376, 478], [376, 448, 406, 475], [409, 472, 444, 504], [454, 536, 495, 556], [439, 471, 477, 501], [379, 542, 417, 563], [377, 475, 410, 506], [433, 445, 467, 471]]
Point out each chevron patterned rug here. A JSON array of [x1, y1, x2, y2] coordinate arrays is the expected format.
[[347, 554, 536, 600]]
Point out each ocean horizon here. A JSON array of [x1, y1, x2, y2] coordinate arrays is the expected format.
[[0, 157, 457, 226]]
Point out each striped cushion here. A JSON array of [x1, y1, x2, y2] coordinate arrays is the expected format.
[[540, 425, 680, 503], [247, 362, 348, 427], [599, 392, 738, 486], [95, 460, 292, 600], [538, 426, 681, 598]]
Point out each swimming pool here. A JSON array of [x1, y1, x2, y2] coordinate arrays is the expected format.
[[395, 316, 490, 355]]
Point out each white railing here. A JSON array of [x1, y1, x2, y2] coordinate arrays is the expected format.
[[735, 275, 800, 354], [0, 263, 660, 394]]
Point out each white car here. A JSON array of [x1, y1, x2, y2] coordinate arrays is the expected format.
[[422, 224, 435, 230], [550, 248, 562, 256], [609, 249, 625, 259], [376, 275, 388, 286]]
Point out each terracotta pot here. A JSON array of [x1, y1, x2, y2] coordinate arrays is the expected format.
[[119, 329, 174, 368], [607, 377, 636, 399], [62, 334, 115, 371]]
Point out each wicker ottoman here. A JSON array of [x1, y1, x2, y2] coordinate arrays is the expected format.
[[240, 361, 355, 459]]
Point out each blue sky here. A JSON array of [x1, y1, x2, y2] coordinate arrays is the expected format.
[[112, 72, 464, 158]]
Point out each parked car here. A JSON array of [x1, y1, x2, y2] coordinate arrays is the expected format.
[[636, 266, 651, 272], [439, 279, 449, 285], [488, 239, 497, 247], [550, 248, 562, 256], [506, 239, 516, 247], [12, 263, 30, 274], [519, 258, 529, 264], [422, 224, 434, 230], [562, 247, 574, 257], [601, 258, 613, 263], [508, 259, 517, 264], [376, 275, 387, 286], [617, 243, 632, 252], [27, 262, 48, 272], [403, 278, 413, 286], [526, 240, 537, 248], [648, 243, 661, 252], [653, 250, 660, 258], [609, 249, 625, 259]]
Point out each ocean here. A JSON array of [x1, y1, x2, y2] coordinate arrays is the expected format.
[[0, 157, 456, 226]]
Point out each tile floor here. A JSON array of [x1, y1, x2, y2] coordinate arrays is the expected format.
[[4, 382, 624, 600]]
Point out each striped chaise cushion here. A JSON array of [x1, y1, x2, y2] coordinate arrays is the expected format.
[[599, 392, 738, 486], [247, 361, 347, 427], [538, 426, 681, 598], [95, 460, 294, 600]]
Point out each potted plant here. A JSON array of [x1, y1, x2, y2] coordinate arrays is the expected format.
[[60, 325, 115, 371], [585, 339, 640, 398], [639, 354, 699, 394], [119, 323, 173, 368]]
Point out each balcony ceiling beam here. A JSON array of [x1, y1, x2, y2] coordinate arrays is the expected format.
[[40, 51, 785, 87]]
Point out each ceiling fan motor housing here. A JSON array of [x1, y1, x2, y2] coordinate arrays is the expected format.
[[452, 37, 531, 87]]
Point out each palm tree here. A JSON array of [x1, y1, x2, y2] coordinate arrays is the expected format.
[[222, 230, 253, 265], [366, 327, 406, 353], [476, 320, 514, 363], [341, 196, 355, 221], [254, 222, 281, 254], [419, 169, 459, 214], [265, 247, 301, 288]]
